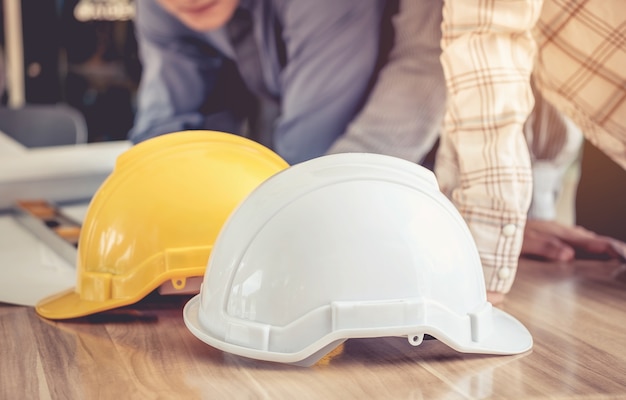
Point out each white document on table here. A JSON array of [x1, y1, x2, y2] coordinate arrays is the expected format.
[[0, 197, 92, 306]]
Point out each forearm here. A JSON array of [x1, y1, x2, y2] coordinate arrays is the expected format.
[[438, 0, 543, 293], [273, 0, 385, 164], [327, 0, 445, 164]]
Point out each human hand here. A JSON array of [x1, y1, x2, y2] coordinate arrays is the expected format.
[[521, 219, 626, 262], [487, 291, 505, 305]]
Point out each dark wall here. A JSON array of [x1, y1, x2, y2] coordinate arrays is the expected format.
[[1, 0, 141, 142], [0, 0, 61, 103], [576, 140, 626, 242]]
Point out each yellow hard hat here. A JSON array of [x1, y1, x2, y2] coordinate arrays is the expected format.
[[36, 130, 288, 319]]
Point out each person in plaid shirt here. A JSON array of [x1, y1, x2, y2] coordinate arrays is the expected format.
[[330, 0, 625, 304], [439, 0, 625, 303]]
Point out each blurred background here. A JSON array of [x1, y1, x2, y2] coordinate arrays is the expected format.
[[0, 0, 624, 241], [1, 0, 140, 142]]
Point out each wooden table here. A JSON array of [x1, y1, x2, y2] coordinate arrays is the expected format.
[[2, 258, 626, 399]]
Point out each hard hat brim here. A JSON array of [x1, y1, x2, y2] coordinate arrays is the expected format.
[[433, 307, 533, 355], [183, 295, 325, 365], [184, 295, 533, 365], [35, 287, 140, 320]]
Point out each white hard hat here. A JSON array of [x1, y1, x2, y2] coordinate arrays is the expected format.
[[183, 153, 533, 366]]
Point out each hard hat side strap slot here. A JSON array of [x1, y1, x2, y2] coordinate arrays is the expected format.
[[331, 299, 427, 330]]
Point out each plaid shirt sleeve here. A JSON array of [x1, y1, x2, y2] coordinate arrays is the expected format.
[[533, 0, 626, 171], [437, 0, 543, 293]]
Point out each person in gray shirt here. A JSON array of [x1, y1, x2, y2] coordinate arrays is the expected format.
[[129, 0, 386, 165]]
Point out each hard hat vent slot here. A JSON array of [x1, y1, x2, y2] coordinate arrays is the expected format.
[[408, 334, 424, 346]]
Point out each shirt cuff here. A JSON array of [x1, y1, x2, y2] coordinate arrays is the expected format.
[[463, 207, 527, 294]]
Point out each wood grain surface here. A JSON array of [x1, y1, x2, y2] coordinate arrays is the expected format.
[[2, 258, 626, 399]]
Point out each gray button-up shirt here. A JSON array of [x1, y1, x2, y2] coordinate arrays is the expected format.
[[130, 0, 385, 164]]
